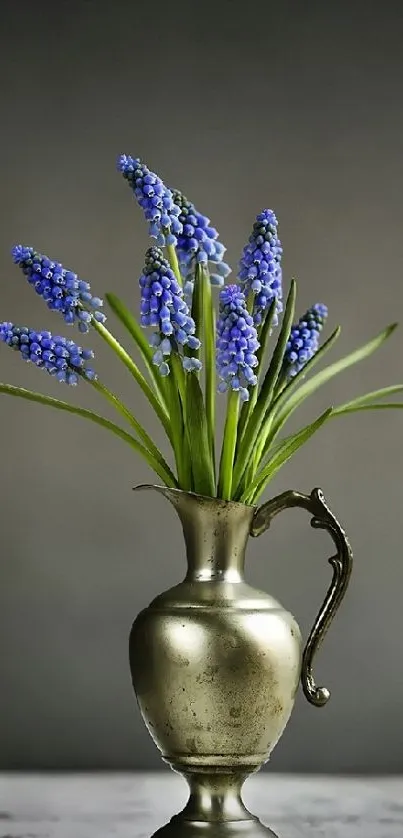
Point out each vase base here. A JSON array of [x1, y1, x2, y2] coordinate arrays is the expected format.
[[152, 817, 279, 838]]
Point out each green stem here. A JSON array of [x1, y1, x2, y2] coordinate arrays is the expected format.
[[191, 264, 203, 369], [166, 359, 192, 490], [171, 352, 187, 410], [166, 379, 185, 487], [253, 412, 275, 466], [90, 378, 176, 485], [201, 266, 216, 476], [232, 280, 296, 497], [218, 389, 240, 500], [166, 244, 182, 286], [237, 298, 277, 447], [91, 318, 172, 443], [246, 292, 255, 315], [185, 373, 216, 496]]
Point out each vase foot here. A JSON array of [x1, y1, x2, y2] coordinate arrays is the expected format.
[[152, 817, 279, 838]]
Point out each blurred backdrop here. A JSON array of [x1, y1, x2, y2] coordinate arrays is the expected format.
[[0, 0, 402, 773]]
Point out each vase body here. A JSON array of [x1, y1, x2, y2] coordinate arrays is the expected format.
[[129, 486, 352, 837]]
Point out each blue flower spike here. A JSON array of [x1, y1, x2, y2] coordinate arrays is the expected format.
[[139, 247, 201, 375], [238, 209, 283, 327], [118, 155, 182, 247], [12, 246, 106, 333], [0, 322, 97, 385], [284, 303, 328, 377], [171, 188, 231, 292], [216, 284, 260, 402]]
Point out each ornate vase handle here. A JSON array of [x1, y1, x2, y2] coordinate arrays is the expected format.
[[250, 488, 353, 708]]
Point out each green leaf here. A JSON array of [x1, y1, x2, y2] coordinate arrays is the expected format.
[[273, 325, 341, 404], [232, 279, 296, 497], [171, 353, 194, 490], [237, 297, 277, 445], [91, 378, 176, 484], [269, 322, 398, 445], [255, 281, 297, 411], [238, 301, 278, 482], [105, 292, 167, 396], [0, 383, 178, 488], [332, 401, 403, 416], [170, 349, 187, 407], [218, 389, 240, 500], [252, 325, 342, 469], [165, 368, 190, 490], [91, 317, 172, 443], [330, 384, 403, 414], [243, 386, 403, 503], [186, 374, 215, 497], [106, 292, 154, 363], [241, 408, 333, 504]]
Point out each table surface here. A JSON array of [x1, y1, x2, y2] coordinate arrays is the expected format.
[[1, 773, 402, 838]]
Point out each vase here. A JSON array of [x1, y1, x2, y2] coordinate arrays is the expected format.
[[129, 485, 352, 838]]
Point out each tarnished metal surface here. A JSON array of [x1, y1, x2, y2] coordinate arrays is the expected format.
[[129, 486, 352, 837]]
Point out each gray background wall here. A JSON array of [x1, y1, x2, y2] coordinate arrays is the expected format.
[[0, 0, 402, 773]]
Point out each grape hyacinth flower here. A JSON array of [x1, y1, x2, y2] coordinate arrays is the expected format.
[[12, 246, 106, 333], [171, 188, 231, 296], [0, 322, 97, 385], [216, 284, 260, 402], [118, 155, 182, 247], [238, 209, 283, 328], [283, 303, 328, 377], [140, 247, 201, 375]]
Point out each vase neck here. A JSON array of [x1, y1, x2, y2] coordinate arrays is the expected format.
[[170, 491, 255, 583], [134, 486, 256, 583]]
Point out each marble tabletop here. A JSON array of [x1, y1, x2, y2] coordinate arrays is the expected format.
[[1, 773, 402, 838]]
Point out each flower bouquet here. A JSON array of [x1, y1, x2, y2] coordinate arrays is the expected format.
[[1, 154, 401, 502]]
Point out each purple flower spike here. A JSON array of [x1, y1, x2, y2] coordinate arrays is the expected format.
[[12, 245, 106, 333], [238, 209, 283, 327], [284, 303, 328, 377], [139, 247, 201, 376], [216, 284, 260, 402], [0, 322, 97, 385], [118, 154, 182, 247], [171, 188, 231, 294]]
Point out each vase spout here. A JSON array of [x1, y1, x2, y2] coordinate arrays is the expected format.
[[133, 483, 183, 507], [133, 484, 256, 582]]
